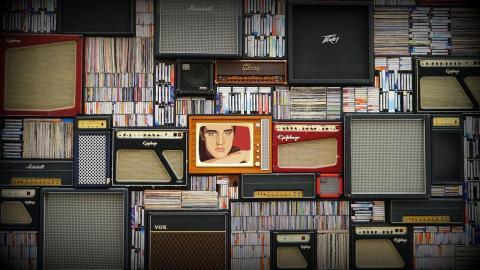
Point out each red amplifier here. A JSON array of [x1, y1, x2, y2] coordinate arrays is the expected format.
[[272, 122, 343, 173]]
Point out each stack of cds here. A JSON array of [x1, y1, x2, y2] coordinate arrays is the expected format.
[[1, 119, 23, 159], [272, 86, 290, 119], [351, 201, 385, 223], [175, 97, 214, 127], [290, 87, 341, 120], [144, 190, 182, 210], [374, 7, 410, 55], [430, 8, 451, 55], [451, 8, 480, 55], [181, 191, 218, 209], [410, 7, 431, 55]]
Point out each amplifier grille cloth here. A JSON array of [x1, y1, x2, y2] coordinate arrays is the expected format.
[[278, 138, 337, 168], [356, 239, 404, 268], [163, 150, 183, 179], [116, 149, 171, 182], [420, 77, 472, 109], [78, 134, 107, 184], [1, 201, 31, 224], [150, 232, 225, 269], [43, 192, 124, 269], [319, 177, 340, 195], [350, 119, 425, 194], [5, 41, 76, 111], [277, 247, 307, 269], [465, 76, 480, 103], [157, 0, 239, 55]]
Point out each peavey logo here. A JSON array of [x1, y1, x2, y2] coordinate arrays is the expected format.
[[24, 201, 36, 205], [322, 34, 340, 44], [186, 5, 213, 12], [242, 64, 261, 73], [300, 245, 311, 250], [277, 135, 300, 142], [142, 141, 158, 147], [446, 69, 460, 75], [394, 238, 407, 244], [154, 225, 167, 230], [26, 164, 45, 170]]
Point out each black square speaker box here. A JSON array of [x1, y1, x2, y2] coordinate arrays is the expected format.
[[176, 59, 214, 96], [288, 1, 373, 84]]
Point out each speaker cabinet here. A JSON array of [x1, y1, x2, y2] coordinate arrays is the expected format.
[[176, 59, 214, 96], [287, 0, 373, 84]]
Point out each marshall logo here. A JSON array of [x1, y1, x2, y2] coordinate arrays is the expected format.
[[242, 64, 261, 73], [26, 164, 45, 170], [300, 245, 311, 250], [393, 238, 408, 244], [446, 69, 460, 75], [154, 225, 167, 230], [24, 201, 36, 205], [322, 34, 340, 44], [186, 5, 213, 12], [277, 135, 300, 142], [142, 141, 158, 147]]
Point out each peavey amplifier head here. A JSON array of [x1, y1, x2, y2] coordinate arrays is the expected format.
[[155, 0, 242, 57], [0, 188, 38, 230], [0, 160, 73, 187], [390, 199, 464, 224], [272, 122, 342, 174], [215, 60, 288, 85], [345, 114, 430, 199], [415, 57, 480, 112], [317, 174, 343, 198], [271, 231, 316, 270], [74, 115, 112, 188], [176, 59, 214, 96], [241, 173, 316, 199], [351, 225, 412, 270], [113, 129, 187, 187], [41, 188, 127, 270], [147, 211, 228, 270]]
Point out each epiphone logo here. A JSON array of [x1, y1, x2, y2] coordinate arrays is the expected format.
[[446, 69, 460, 75], [24, 201, 36, 205], [142, 141, 158, 147], [277, 135, 300, 142], [322, 34, 340, 44], [242, 64, 261, 73], [300, 245, 311, 250], [6, 38, 21, 43], [186, 5, 213, 12], [393, 238, 407, 244], [26, 164, 45, 170], [154, 225, 167, 230]]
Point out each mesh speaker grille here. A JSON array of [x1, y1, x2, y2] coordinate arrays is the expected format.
[[150, 232, 225, 269], [78, 134, 107, 185], [319, 176, 340, 195], [43, 191, 125, 269], [350, 119, 426, 195], [278, 138, 337, 168], [157, 0, 240, 56]]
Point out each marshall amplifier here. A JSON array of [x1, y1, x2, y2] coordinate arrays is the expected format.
[[176, 59, 214, 96], [155, 0, 242, 57], [271, 231, 316, 270], [147, 211, 228, 270], [317, 174, 342, 198], [351, 225, 412, 269], [414, 57, 480, 112], [241, 173, 316, 199], [74, 115, 112, 188], [215, 60, 288, 85], [112, 129, 187, 187], [0, 160, 73, 186], [390, 199, 464, 224], [0, 187, 39, 230], [272, 122, 342, 174]]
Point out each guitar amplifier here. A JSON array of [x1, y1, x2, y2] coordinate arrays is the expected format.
[[0, 160, 73, 187], [271, 231, 316, 270], [390, 199, 464, 224], [317, 174, 343, 198], [176, 59, 214, 96], [241, 173, 316, 199], [74, 115, 112, 188], [0, 187, 39, 230]]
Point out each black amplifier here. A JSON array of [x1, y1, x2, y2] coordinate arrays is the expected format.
[[241, 173, 316, 199], [0, 160, 73, 186]]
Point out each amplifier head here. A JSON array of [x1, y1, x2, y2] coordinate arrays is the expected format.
[[176, 59, 214, 96], [390, 199, 464, 224], [241, 173, 316, 199], [0, 187, 39, 230], [112, 129, 188, 187], [271, 231, 316, 270], [155, 0, 242, 57], [272, 122, 343, 173], [0, 160, 73, 187]]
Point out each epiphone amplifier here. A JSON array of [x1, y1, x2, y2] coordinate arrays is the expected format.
[[272, 122, 342, 173], [0, 34, 83, 116], [112, 129, 187, 187], [176, 59, 214, 96], [317, 174, 343, 198], [0, 188, 38, 230], [41, 188, 127, 269], [351, 225, 412, 269], [345, 114, 430, 199], [288, 0, 373, 84], [390, 199, 464, 224], [215, 60, 288, 85], [431, 116, 464, 184], [0, 160, 73, 186], [414, 57, 480, 112], [155, 0, 241, 57], [241, 173, 316, 199], [271, 231, 316, 270], [148, 211, 228, 270], [74, 115, 112, 188]]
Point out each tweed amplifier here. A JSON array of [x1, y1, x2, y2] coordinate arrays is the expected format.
[[0, 187, 38, 230]]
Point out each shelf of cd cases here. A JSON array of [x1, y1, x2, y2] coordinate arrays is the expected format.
[[154, 62, 175, 126], [216, 86, 272, 115], [1, 0, 57, 33], [190, 175, 239, 209], [135, 0, 154, 38], [0, 231, 38, 270], [465, 115, 480, 245], [130, 190, 145, 270], [374, 6, 410, 56], [350, 201, 386, 223], [175, 97, 215, 128]]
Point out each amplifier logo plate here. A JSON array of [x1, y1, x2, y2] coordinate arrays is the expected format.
[[322, 34, 340, 44]]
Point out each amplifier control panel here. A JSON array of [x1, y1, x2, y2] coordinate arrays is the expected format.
[[355, 226, 408, 235], [116, 130, 184, 139], [275, 124, 339, 132], [420, 59, 479, 67]]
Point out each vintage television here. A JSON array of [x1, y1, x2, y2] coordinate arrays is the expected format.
[[272, 122, 342, 173], [0, 187, 39, 230], [58, 0, 135, 35], [271, 231, 316, 270], [351, 225, 412, 269], [112, 129, 187, 187], [74, 115, 112, 188], [188, 115, 272, 174], [0, 34, 83, 116], [215, 60, 288, 85], [155, 0, 242, 57], [345, 114, 431, 199], [176, 59, 214, 96], [390, 199, 464, 224], [414, 57, 480, 112], [241, 173, 316, 199], [0, 160, 73, 187], [288, 0, 373, 84], [41, 188, 128, 269], [147, 211, 228, 269]]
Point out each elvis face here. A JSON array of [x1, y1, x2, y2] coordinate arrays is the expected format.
[[201, 124, 234, 159]]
